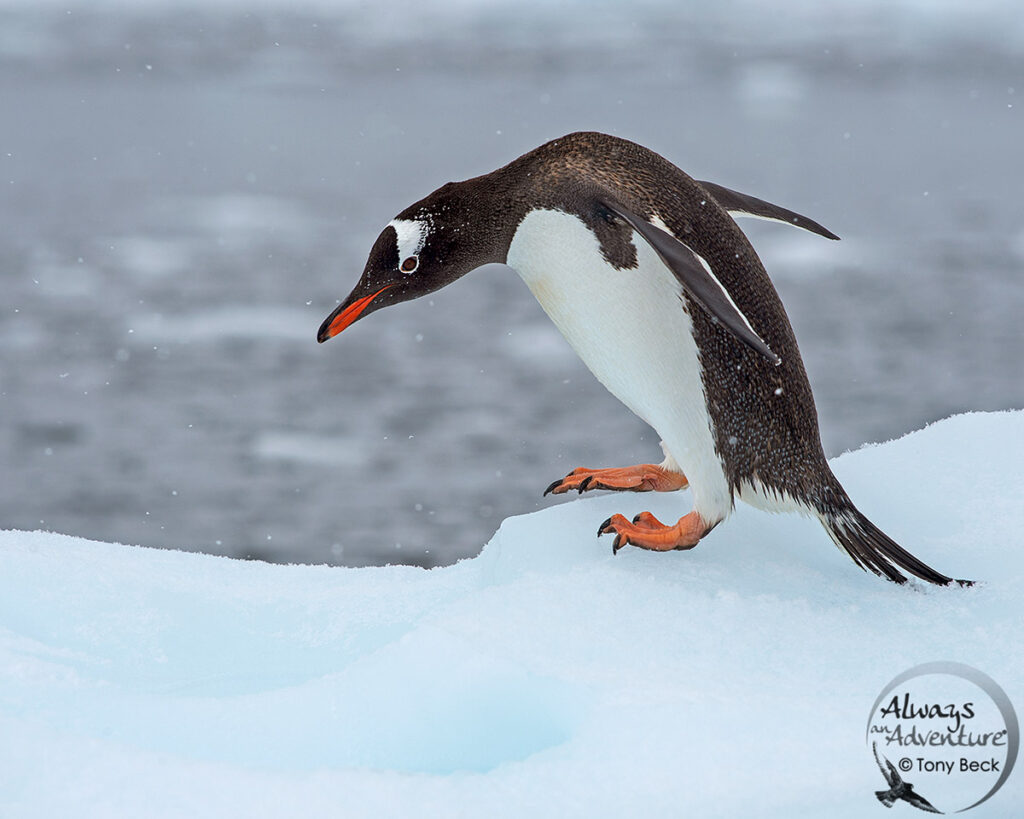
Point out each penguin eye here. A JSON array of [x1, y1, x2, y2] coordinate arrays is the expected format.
[[400, 256, 418, 273]]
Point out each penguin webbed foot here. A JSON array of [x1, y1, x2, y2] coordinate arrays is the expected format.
[[598, 510, 709, 554], [544, 464, 688, 497]]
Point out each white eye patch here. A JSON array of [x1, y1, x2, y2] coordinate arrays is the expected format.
[[389, 218, 428, 271]]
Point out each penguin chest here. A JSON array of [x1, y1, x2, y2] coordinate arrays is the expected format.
[[506, 208, 731, 518]]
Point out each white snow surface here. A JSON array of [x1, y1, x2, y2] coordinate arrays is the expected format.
[[1, 411, 1022, 817]]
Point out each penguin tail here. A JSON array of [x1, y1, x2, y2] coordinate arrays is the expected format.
[[819, 502, 971, 587]]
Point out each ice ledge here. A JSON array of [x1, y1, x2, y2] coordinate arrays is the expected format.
[[1, 411, 1021, 818]]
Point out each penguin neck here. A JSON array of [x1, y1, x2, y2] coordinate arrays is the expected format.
[[426, 167, 526, 272]]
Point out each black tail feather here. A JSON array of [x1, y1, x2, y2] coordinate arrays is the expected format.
[[822, 505, 971, 587]]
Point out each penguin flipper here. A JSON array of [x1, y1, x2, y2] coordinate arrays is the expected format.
[[600, 197, 781, 366], [697, 181, 840, 240]]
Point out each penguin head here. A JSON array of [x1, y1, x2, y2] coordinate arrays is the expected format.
[[317, 182, 503, 342]]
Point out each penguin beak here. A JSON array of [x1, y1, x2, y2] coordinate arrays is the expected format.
[[317, 284, 394, 342]]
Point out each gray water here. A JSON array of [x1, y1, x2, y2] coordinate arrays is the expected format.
[[1, 4, 1022, 567]]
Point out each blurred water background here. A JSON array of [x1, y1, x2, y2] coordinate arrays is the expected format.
[[1, 0, 1021, 567]]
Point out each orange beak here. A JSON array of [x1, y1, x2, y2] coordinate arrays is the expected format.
[[317, 284, 393, 342]]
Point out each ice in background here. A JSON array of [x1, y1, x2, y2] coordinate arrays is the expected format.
[[0, 412, 1021, 817], [1, 0, 1022, 567]]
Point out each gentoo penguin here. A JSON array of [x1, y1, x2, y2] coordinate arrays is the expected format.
[[318, 132, 967, 586]]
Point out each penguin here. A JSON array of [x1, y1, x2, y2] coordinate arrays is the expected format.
[[318, 131, 968, 586]]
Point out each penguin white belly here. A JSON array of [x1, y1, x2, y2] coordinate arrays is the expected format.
[[506, 208, 732, 523]]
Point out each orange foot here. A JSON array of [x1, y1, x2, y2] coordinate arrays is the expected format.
[[598, 510, 717, 554], [544, 464, 688, 496]]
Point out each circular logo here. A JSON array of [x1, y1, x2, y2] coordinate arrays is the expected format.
[[866, 662, 1018, 813]]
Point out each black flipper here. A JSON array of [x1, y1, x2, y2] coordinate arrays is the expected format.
[[697, 181, 840, 241], [600, 197, 781, 367]]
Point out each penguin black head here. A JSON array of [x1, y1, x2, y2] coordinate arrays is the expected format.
[[317, 181, 506, 342]]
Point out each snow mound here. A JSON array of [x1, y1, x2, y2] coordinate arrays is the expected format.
[[1, 412, 1022, 817]]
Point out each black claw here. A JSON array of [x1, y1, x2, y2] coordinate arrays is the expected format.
[[612, 534, 625, 553], [577, 476, 593, 494], [632, 513, 643, 524], [598, 516, 613, 536], [543, 479, 563, 497]]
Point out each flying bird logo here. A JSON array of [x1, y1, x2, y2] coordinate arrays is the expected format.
[[873, 743, 941, 813]]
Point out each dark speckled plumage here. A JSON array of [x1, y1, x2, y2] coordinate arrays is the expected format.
[[321, 132, 969, 586], [393, 133, 826, 509]]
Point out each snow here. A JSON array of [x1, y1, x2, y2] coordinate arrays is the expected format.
[[1, 411, 1022, 817]]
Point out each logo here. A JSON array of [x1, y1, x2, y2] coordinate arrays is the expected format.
[[867, 662, 1018, 813]]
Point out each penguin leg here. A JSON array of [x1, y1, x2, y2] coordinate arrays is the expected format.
[[544, 464, 688, 496], [598, 510, 716, 554]]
